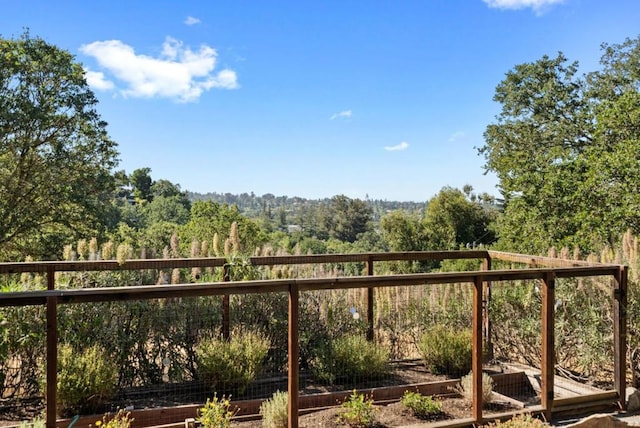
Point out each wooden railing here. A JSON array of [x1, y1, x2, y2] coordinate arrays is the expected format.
[[0, 250, 628, 428]]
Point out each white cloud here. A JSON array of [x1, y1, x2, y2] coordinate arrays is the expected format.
[[330, 110, 352, 120], [482, 0, 564, 13], [79, 37, 238, 102], [83, 68, 114, 90], [184, 16, 201, 26], [448, 131, 466, 142], [384, 141, 409, 152]]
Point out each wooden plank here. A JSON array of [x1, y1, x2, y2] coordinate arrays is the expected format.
[[366, 257, 374, 342], [46, 268, 57, 428], [0, 265, 620, 309], [288, 284, 299, 428], [614, 266, 628, 410], [0, 251, 491, 275], [541, 272, 555, 421], [488, 251, 609, 268], [472, 275, 484, 422]]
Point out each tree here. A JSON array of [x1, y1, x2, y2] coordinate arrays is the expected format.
[[422, 187, 496, 250], [480, 37, 640, 252], [130, 167, 153, 202], [327, 195, 373, 243], [0, 32, 119, 258]]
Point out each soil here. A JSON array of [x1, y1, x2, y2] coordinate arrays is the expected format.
[[0, 362, 526, 427], [233, 397, 519, 427]]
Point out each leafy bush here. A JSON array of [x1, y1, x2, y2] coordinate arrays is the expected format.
[[486, 413, 547, 427], [337, 390, 377, 428], [400, 390, 442, 419], [55, 343, 118, 416], [260, 390, 288, 428], [418, 326, 472, 376], [196, 330, 270, 395], [92, 408, 134, 428], [197, 394, 238, 428], [311, 335, 389, 384], [456, 371, 494, 403]]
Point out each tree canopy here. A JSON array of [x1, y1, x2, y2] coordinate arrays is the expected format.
[[0, 32, 119, 258], [480, 36, 640, 253]]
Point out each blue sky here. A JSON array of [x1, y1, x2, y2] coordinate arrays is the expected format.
[[2, 0, 639, 201]]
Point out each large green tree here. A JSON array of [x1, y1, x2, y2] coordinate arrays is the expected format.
[[480, 37, 640, 253], [0, 32, 119, 258]]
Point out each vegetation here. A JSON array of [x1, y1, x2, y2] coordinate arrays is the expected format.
[[195, 330, 270, 395], [337, 390, 377, 428], [197, 394, 238, 428], [479, 37, 640, 253], [0, 31, 119, 260], [91, 409, 134, 428], [260, 391, 288, 428], [54, 343, 118, 416], [400, 391, 443, 419], [2, 29, 640, 424], [485, 413, 547, 427], [418, 327, 473, 377], [456, 371, 494, 404], [311, 334, 389, 384]]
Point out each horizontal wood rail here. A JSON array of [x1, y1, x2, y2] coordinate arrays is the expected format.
[[0, 251, 627, 428]]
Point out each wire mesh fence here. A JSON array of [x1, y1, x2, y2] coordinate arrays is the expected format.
[[0, 251, 628, 427]]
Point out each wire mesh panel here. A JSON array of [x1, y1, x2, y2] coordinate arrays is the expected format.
[[553, 275, 615, 402], [0, 304, 46, 422], [486, 279, 543, 419]]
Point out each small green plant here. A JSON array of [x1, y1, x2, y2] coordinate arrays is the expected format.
[[260, 390, 288, 428], [485, 413, 547, 427], [418, 326, 472, 376], [312, 335, 389, 384], [91, 408, 134, 428], [337, 390, 377, 428], [197, 394, 238, 428], [400, 390, 442, 419], [456, 371, 494, 403], [55, 343, 118, 416], [196, 329, 270, 395]]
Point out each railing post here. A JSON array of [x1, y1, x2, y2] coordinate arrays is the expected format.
[[472, 275, 484, 424], [614, 266, 628, 409], [222, 264, 230, 340], [46, 268, 57, 428], [288, 283, 300, 428], [482, 256, 493, 361], [366, 257, 374, 342], [541, 272, 556, 421]]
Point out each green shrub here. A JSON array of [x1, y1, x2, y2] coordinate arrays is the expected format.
[[55, 343, 118, 416], [196, 330, 270, 395], [456, 371, 494, 403], [486, 413, 547, 427], [311, 335, 389, 384], [337, 390, 377, 428], [197, 394, 238, 428], [418, 326, 472, 376], [400, 391, 442, 419], [260, 390, 288, 428]]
